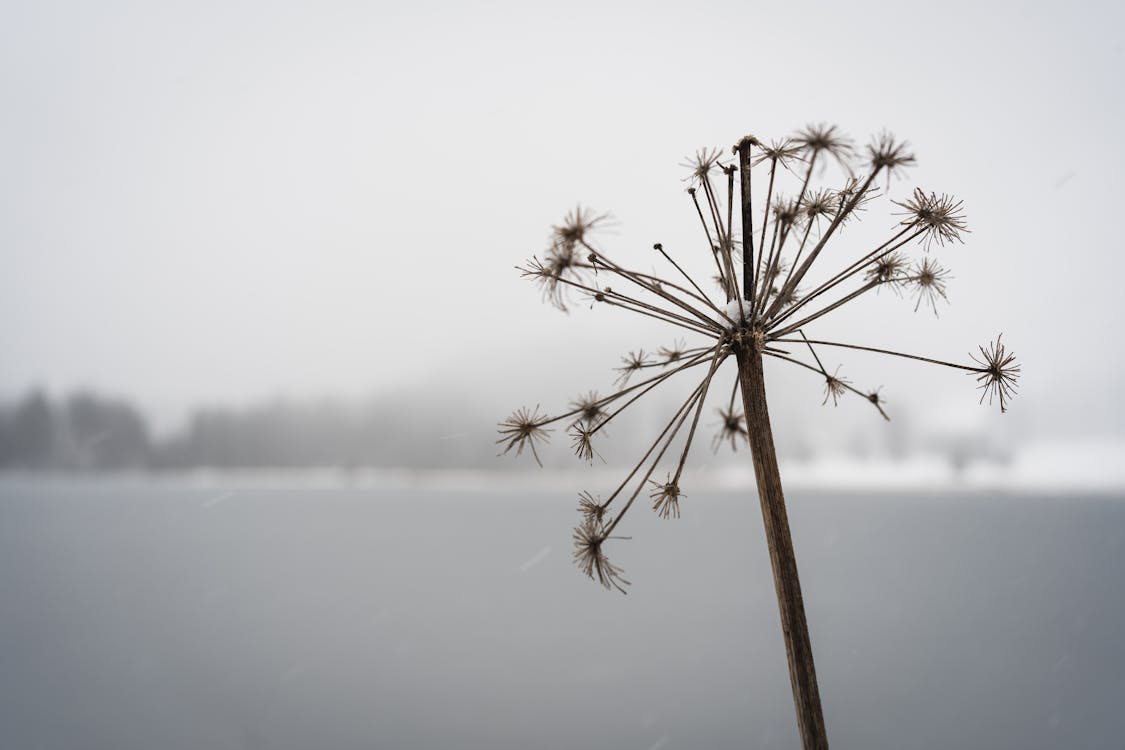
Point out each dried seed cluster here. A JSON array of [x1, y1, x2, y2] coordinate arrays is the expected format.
[[500, 124, 1019, 593]]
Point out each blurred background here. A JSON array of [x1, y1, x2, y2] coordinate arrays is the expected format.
[[2, 1, 1123, 748]]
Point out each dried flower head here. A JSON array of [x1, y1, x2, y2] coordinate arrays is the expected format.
[[569, 391, 607, 425], [614, 350, 650, 386], [658, 339, 688, 364], [893, 188, 969, 248], [794, 123, 855, 172], [970, 335, 1020, 413], [578, 490, 607, 524], [833, 176, 879, 223], [822, 366, 850, 406], [800, 188, 838, 225], [553, 205, 610, 248], [570, 425, 601, 464], [572, 519, 629, 594], [496, 406, 552, 467], [865, 250, 909, 288], [751, 138, 805, 169], [911, 257, 951, 315], [772, 196, 802, 229], [503, 125, 1018, 599], [867, 131, 916, 179], [648, 476, 682, 519], [680, 147, 726, 185], [713, 407, 748, 452], [866, 387, 890, 421]]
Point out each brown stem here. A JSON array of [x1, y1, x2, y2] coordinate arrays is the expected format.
[[737, 140, 755, 306], [734, 344, 828, 750]]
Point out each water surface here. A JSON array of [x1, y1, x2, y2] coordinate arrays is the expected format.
[[1, 479, 1122, 749]]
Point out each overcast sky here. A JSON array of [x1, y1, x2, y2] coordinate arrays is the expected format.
[[2, 0, 1122, 437]]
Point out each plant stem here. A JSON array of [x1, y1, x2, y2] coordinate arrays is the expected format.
[[734, 344, 828, 750], [737, 139, 755, 306]]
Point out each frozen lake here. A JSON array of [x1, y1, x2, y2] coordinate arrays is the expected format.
[[1, 477, 1122, 749]]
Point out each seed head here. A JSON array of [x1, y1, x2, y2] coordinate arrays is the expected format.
[[969, 335, 1020, 413], [614, 350, 650, 386], [572, 519, 630, 594], [867, 131, 916, 179], [834, 177, 879, 224], [865, 250, 909, 292], [822, 366, 850, 406], [577, 490, 607, 524], [713, 407, 748, 452], [911, 257, 951, 315], [496, 406, 552, 467], [752, 138, 805, 170], [569, 391, 607, 425], [658, 339, 688, 364], [800, 188, 838, 225], [794, 123, 855, 172], [771, 196, 802, 229], [680, 147, 726, 185], [570, 425, 601, 464], [866, 387, 890, 421], [552, 206, 610, 248], [648, 475, 682, 520], [893, 188, 969, 248]]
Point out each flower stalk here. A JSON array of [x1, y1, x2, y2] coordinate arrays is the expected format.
[[500, 124, 1019, 750], [735, 340, 827, 749]]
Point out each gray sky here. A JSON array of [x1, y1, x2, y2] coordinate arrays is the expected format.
[[2, 0, 1123, 436]]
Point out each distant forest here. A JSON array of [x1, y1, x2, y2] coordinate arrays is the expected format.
[[0, 390, 498, 471], [0, 389, 1011, 473]]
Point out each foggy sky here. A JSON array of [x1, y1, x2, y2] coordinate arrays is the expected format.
[[2, 0, 1123, 438]]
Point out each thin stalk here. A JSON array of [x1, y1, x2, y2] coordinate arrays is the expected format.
[[604, 347, 726, 534], [763, 350, 890, 420], [770, 280, 882, 338], [538, 349, 716, 429], [655, 245, 717, 309], [772, 169, 881, 309], [670, 345, 727, 482], [770, 338, 978, 371], [726, 165, 736, 282], [543, 273, 721, 336], [703, 177, 739, 301], [772, 150, 818, 257], [767, 226, 920, 330], [799, 330, 828, 374], [600, 292, 722, 337], [735, 344, 828, 750], [578, 248, 733, 327], [757, 157, 779, 275], [756, 217, 795, 320], [601, 369, 718, 524], [595, 348, 718, 434], [768, 220, 814, 321], [689, 189, 729, 298], [753, 220, 782, 319]]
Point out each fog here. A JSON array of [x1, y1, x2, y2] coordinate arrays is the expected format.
[[3, 0, 1124, 449]]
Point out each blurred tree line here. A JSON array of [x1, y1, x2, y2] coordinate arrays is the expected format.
[[0, 389, 497, 471], [0, 389, 1012, 473]]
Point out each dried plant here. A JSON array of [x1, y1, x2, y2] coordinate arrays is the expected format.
[[499, 125, 1019, 749]]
